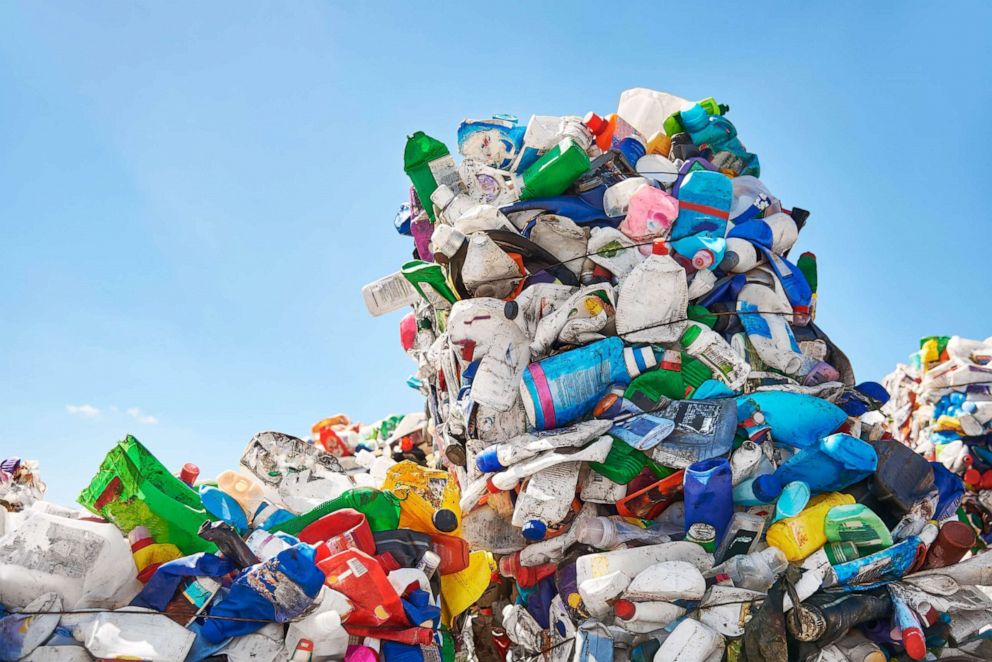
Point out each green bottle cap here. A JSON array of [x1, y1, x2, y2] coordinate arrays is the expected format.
[[680, 324, 702, 348]]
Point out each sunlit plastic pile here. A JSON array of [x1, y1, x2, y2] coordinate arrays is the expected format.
[[0, 412, 496, 661], [882, 335, 992, 544], [363, 88, 992, 661]]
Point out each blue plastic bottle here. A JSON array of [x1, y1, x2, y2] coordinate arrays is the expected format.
[[671, 234, 727, 270], [773, 481, 811, 522], [520, 337, 657, 430], [683, 457, 733, 542], [752, 433, 878, 502]]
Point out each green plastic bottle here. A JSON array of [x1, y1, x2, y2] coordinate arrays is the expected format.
[[404, 132, 459, 221], [268, 487, 401, 536], [663, 97, 728, 136], [589, 438, 672, 484], [823, 503, 892, 564], [518, 138, 590, 201], [78, 436, 217, 554]]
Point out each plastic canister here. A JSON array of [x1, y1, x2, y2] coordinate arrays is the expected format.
[[680, 322, 749, 390], [316, 549, 405, 627], [298, 509, 375, 556], [619, 185, 679, 253], [683, 458, 733, 543], [382, 461, 461, 536], [615, 240, 688, 344], [653, 618, 724, 662], [765, 492, 856, 561]]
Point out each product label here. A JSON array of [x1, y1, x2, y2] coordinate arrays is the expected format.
[[347, 556, 369, 577], [362, 272, 419, 316]]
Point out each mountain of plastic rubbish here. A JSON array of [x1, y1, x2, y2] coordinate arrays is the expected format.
[[0, 411, 495, 661], [361, 88, 992, 661]]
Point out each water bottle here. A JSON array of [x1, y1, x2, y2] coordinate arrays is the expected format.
[[709, 546, 788, 592]]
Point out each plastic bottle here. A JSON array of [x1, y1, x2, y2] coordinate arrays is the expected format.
[[623, 560, 706, 602], [474, 419, 612, 472], [316, 549, 405, 627], [615, 240, 688, 344], [765, 492, 856, 561], [613, 599, 686, 633], [268, 488, 401, 537], [647, 397, 738, 469], [456, 116, 525, 169], [617, 88, 692, 139], [382, 461, 461, 536], [671, 234, 726, 271], [511, 115, 566, 172], [683, 457, 733, 543], [671, 170, 732, 241], [921, 520, 976, 569], [403, 132, 460, 222], [945, 335, 992, 364], [519, 337, 657, 430], [822, 503, 893, 564], [602, 177, 650, 218], [679, 322, 750, 390], [298, 508, 376, 556], [729, 440, 773, 486], [619, 186, 679, 252], [786, 590, 892, 646], [714, 512, 765, 564], [735, 278, 806, 377], [752, 434, 878, 502], [736, 392, 849, 450], [78, 610, 196, 661], [457, 160, 521, 206], [653, 618, 725, 662], [498, 554, 558, 588], [707, 546, 788, 592], [719, 236, 764, 273], [215, 470, 294, 529], [616, 469, 684, 520], [517, 138, 591, 200], [583, 111, 640, 151], [489, 435, 613, 492], [510, 462, 583, 540], [129, 526, 183, 583], [574, 516, 673, 549]]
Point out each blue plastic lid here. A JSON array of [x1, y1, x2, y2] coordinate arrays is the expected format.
[[522, 519, 548, 541], [432, 509, 458, 533], [752, 474, 783, 503], [475, 447, 506, 473]]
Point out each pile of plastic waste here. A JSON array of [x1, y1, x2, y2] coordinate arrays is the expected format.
[[0, 412, 496, 661], [362, 88, 992, 660], [882, 336, 992, 546]]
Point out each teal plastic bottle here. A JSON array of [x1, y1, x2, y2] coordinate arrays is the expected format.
[[752, 433, 878, 501]]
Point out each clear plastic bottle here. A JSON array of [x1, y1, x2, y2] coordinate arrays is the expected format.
[[574, 515, 674, 549], [708, 546, 788, 592]]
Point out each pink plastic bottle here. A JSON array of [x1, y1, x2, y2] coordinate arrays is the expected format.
[[619, 186, 680, 255]]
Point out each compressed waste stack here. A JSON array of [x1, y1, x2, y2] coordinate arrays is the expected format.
[[365, 88, 992, 660], [0, 411, 493, 661], [882, 335, 992, 545]]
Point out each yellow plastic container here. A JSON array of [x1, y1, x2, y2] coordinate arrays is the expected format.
[[382, 461, 462, 536], [765, 492, 855, 561]]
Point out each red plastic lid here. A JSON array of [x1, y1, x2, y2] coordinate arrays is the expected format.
[[179, 463, 199, 485], [981, 469, 992, 490], [964, 468, 981, 487], [614, 599, 636, 621], [901, 626, 926, 660], [652, 239, 669, 256], [583, 112, 607, 134], [400, 436, 414, 452]]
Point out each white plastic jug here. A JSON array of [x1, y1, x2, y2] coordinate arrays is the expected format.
[[615, 241, 687, 344], [623, 560, 706, 602], [586, 226, 643, 279], [0, 509, 140, 609], [77, 610, 195, 661], [285, 589, 351, 660], [461, 233, 522, 299], [529, 214, 587, 276], [617, 88, 692, 138], [614, 599, 686, 633], [653, 618, 725, 662], [603, 177, 650, 218]]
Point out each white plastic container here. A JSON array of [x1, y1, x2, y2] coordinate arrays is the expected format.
[[617, 88, 692, 138], [285, 603, 350, 660], [490, 435, 612, 491], [0, 509, 140, 609], [77, 610, 195, 661], [361, 271, 421, 317], [653, 618, 725, 662], [736, 274, 804, 375], [511, 462, 581, 539], [613, 599, 686, 633], [474, 419, 612, 472], [603, 177, 651, 218], [623, 560, 706, 602], [679, 321, 750, 390], [615, 241, 688, 344], [529, 214, 587, 276], [586, 226, 643, 279]]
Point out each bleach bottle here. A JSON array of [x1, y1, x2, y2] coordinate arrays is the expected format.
[[615, 240, 688, 344], [750, 433, 878, 501]]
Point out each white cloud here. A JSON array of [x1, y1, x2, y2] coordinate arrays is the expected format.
[[126, 407, 159, 425], [66, 404, 100, 418]]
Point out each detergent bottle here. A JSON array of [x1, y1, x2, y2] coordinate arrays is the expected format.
[[404, 132, 460, 222], [679, 322, 750, 390], [511, 463, 582, 540], [765, 492, 856, 561], [671, 170, 732, 240], [382, 461, 461, 536], [518, 138, 591, 200], [615, 240, 688, 344], [519, 337, 657, 430], [671, 234, 727, 271], [618, 186, 679, 253], [751, 434, 878, 502], [602, 177, 651, 218]]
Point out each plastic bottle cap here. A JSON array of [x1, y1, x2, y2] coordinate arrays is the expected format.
[[752, 474, 783, 503], [583, 112, 607, 135], [180, 463, 200, 485], [964, 468, 981, 487], [432, 509, 458, 533], [651, 239, 669, 256], [614, 599, 636, 621], [692, 250, 715, 270], [503, 300, 519, 320], [901, 627, 926, 660], [680, 324, 702, 348], [981, 470, 992, 491], [522, 519, 547, 541], [400, 437, 414, 452], [475, 447, 507, 474], [497, 554, 517, 577]]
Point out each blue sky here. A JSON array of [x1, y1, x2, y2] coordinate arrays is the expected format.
[[2, 2, 990, 505]]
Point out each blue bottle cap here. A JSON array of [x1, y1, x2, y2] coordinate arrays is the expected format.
[[432, 509, 458, 533], [522, 519, 547, 541], [475, 447, 506, 473], [752, 474, 783, 503]]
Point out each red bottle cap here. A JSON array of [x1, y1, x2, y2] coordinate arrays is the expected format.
[[179, 463, 199, 486], [965, 468, 982, 487], [692, 249, 715, 270], [583, 112, 607, 135], [981, 469, 992, 491], [901, 626, 926, 660], [652, 239, 669, 256], [614, 599, 636, 621], [400, 436, 414, 453]]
